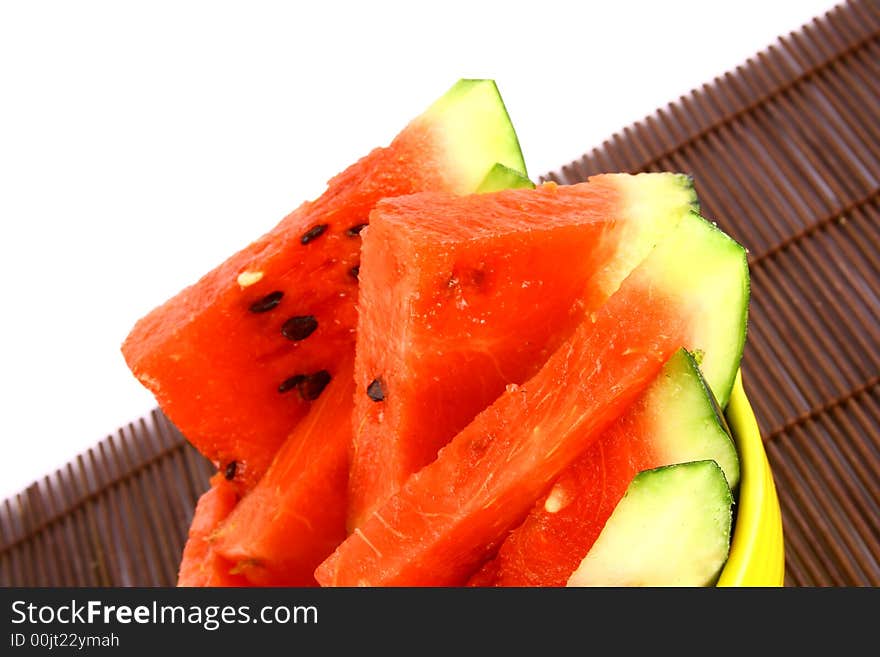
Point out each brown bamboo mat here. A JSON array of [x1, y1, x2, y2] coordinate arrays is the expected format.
[[2, 0, 878, 588]]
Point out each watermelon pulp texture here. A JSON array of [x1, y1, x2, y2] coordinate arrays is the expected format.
[[177, 473, 247, 587], [121, 79, 526, 492], [469, 348, 740, 586], [347, 174, 697, 529], [316, 211, 745, 586], [210, 358, 355, 586]]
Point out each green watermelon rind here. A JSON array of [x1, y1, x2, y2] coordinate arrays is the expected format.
[[476, 163, 535, 192], [566, 460, 734, 587], [654, 211, 749, 410], [424, 79, 529, 193], [642, 348, 741, 491]]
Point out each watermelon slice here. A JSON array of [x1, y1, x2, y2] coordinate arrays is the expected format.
[[177, 473, 248, 587], [201, 162, 539, 585], [121, 79, 526, 491], [566, 460, 735, 587], [347, 174, 698, 529], [469, 348, 741, 586], [314, 211, 748, 586], [209, 358, 355, 586]]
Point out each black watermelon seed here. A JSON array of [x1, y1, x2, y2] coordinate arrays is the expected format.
[[367, 378, 385, 402], [346, 223, 368, 237], [299, 370, 332, 401], [301, 224, 329, 245], [281, 315, 319, 341], [224, 461, 237, 480], [249, 290, 284, 313], [278, 374, 306, 393], [349, 265, 360, 279]]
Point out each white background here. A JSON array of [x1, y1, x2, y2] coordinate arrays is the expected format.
[[0, 0, 839, 500]]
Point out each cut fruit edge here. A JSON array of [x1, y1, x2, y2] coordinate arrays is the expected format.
[[423, 79, 528, 190], [567, 459, 734, 587]]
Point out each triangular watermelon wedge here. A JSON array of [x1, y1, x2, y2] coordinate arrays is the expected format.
[[347, 174, 698, 529], [209, 358, 355, 586], [315, 211, 748, 586], [121, 80, 527, 492], [468, 348, 742, 587], [177, 473, 248, 587], [178, 164, 536, 587]]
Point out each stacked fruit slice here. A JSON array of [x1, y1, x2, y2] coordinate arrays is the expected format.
[[121, 79, 749, 587], [122, 79, 527, 494], [469, 348, 740, 587], [317, 208, 747, 586]]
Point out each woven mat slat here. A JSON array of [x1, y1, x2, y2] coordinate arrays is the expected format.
[[2, 0, 878, 587]]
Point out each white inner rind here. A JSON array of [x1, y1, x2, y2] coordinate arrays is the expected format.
[[590, 172, 697, 304], [631, 211, 749, 409], [423, 79, 527, 194], [644, 349, 740, 490]]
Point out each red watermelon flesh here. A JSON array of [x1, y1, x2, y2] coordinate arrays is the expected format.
[[467, 392, 668, 587], [177, 473, 248, 587], [468, 349, 741, 587], [121, 80, 526, 492], [317, 280, 680, 586], [314, 212, 745, 586], [210, 358, 355, 587], [348, 174, 697, 530]]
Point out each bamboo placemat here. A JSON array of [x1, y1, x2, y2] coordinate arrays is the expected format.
[[2, 0, 877, 587]]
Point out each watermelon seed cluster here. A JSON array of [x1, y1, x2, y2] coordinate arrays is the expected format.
[[248, 294, 332, 400], [248, 219, 369, 404]]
